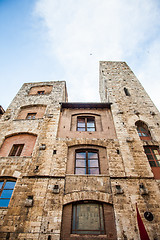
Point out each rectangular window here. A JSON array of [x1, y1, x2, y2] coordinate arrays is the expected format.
[[72, 202, 105, 234], [37, 90, 45, 95], [26, 113, 36, 120], [9, 144, 24, 156], [144, 146, 160, 167], [75, 150, 100, 175], [0, 181, 16, 207], [77, 117, 95, 131]]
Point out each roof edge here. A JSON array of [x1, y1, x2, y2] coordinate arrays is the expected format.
[[60, 102, 112, 109]]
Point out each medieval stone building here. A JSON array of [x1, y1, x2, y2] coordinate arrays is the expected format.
[[0, 61, 160, 240]]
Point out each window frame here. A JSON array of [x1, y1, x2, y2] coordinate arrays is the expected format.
[[77, 116, 96, 132], [71, 201, 105, 235], [8, 144, 24, 156], [137, 126, 151, 141], [26, 112, 37, 120], [75, 149, 100, 175], [144, 146, 160, 167], [0, 179, 16, 208], [37, 90, 45, 95]]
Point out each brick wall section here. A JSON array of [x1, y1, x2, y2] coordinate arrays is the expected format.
[[61, 202, 117, 240], [0, 133, 37, 157], [17, 105, 46, 119], [58, 108, 116, 139], [29, 85, 53, 95]]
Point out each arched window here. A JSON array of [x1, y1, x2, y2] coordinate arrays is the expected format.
[[0, 179, 16, 207], [135, 121, 151, 141]]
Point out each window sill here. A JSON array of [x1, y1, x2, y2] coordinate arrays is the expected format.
[[66, 174, 110, 177], [70, 233, 106, 237], [13, 118, 43, 121], [77, 131, 96, 132], [142, 140, 159, 145]]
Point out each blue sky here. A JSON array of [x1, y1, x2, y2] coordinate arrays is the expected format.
[[0, 0, 160, 111]]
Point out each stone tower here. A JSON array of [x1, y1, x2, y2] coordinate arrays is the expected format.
[[99, 61, 160, 239], [0, 81, 68, 240], [0, 62, 160, 240]]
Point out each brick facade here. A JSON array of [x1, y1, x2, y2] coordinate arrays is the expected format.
[[17, 105, 46, 120], [0, 133, 37, 157]]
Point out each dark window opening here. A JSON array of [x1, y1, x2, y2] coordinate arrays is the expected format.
[[54, 184, 59, 190], [9, 144, 24, 156], [144, 146, 160, 167], [6, 232, 10, 240], [124, 87, 130, 96], [37, 91, 45, 95], [0, 180, 16, 207], [72, 202, 105, 234], [28, 195, 33, 200], [75, 150, 100, 175], [26, 113, 36, 120], [77, 117, 95, 131], [53, 150, 57, 154]]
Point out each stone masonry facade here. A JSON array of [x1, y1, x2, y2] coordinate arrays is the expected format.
[[0, 62, 159, 240]]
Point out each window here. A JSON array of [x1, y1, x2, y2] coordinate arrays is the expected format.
[[124, 87, 130, 96], [144, 146, 160, 167], [8, 144, 24, 156], [77, 117, 95, 131], [137, 126, 151, 140], [26, 113, 36, 120], [72, 202, 105, 234], [37, 90, 45, 95], [136, 121, 151, 141], [75, 150, 100, 175], [0, 180, 16, 207]]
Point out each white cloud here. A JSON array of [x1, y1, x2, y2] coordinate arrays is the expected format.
[[34, 0, 160, 109]]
